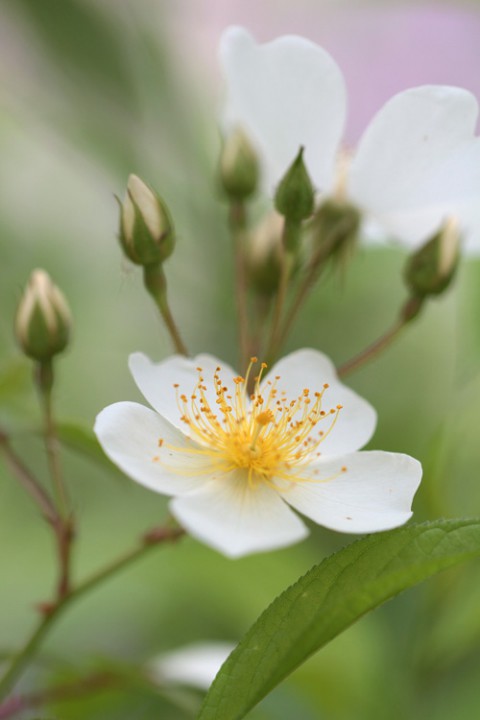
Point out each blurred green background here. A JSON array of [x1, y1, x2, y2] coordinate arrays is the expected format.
[[1, 1, 480, 717]]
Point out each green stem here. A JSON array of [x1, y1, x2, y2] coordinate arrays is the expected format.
[[275, 243, 330, 353], [36, 361, 68, 518], [264, 220, 299, 366], [35, 360, 73, 600], [251, 294, 273, 364], [143, 265, 188, 355], [0, 613, 59, 703], [337, 296, 424, 378], [274, 205, 357, 357], [0, 526, 184, 701], [230, 201, 251, 372]]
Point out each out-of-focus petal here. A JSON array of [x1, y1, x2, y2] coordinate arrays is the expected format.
[[220, 26, 347, 193], [349, 85, 480, 251], [148, 642, 235, 690]]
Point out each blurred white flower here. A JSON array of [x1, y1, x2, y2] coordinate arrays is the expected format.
[[95, 349, 421, 558], [148, 642, 235, 690], [220, 27, 480, 253]]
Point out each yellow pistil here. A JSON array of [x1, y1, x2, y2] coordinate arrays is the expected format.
[[156, 358, 343, 489]]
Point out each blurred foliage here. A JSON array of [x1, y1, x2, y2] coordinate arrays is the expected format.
[[0, 1, 480, 719]]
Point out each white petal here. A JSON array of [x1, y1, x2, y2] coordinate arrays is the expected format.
[[127, 174, 162, 238], [149, 642, 235, 690], [349, 86, 480, 250], [264, 349, 377, 455], [94, 401, 212, 496], [170, 470, 308, 558], [128, 352, 237, 431], [283, 451, 422, 533], [220, 26, 346, 193]]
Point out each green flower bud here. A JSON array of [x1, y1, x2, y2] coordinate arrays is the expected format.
[[220, 128, 259, 200], [246, 212, 284, 296], [119, 174, 175, 266], [274, 147, 315, 223], [310, 198, 361, 262], [404, 217, 460, 297], [15, 269, 71, 361]]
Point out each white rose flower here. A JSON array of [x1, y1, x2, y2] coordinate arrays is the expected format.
[[220, 27, 480, 253], [95, 349, 421, 558]]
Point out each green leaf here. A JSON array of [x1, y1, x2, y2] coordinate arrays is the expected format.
[[56, 421, 123, 480], [198, 519, 480, 720]]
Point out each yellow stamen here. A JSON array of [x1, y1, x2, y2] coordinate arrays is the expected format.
[[157, 359, 344, 489]]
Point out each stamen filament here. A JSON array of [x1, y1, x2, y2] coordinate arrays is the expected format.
[[161, 359, 343, 490]]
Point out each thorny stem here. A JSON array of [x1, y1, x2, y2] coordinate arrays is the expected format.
[[337, 296, 425, 377], [1, 416, 73, 605], [229, 201, 251, 373], [0, 432, 58, 526], [143, 264, 189, 355], [0, 525, 185, 702]]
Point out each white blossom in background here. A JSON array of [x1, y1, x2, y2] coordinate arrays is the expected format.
[[148, 642, 235, 690], [220, 27, 480, 253], [95, 349, 421, 558]]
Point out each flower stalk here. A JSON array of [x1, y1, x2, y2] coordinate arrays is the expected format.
[[337, 296, 424, 377], [143, 264, 188, 356], [264, 235, 295, 367], [35, 360, 68, 518], [34, 359, 74, 599], [268, 200, 361, 363], [229, 200, 252, 372], [264, 147, 315, 365]]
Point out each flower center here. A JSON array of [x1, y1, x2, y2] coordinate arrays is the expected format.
[[155, 358, 343, 488]]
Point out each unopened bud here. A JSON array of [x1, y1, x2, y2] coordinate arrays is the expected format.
[[311, 199, 361, 262], [246, 212, 284, 296], [274, 147, 315, 223], [119, 174, 175, 266], [220, 128, 259, 200], [404, 218, 460, 297], [15, 270, 71, 361]]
